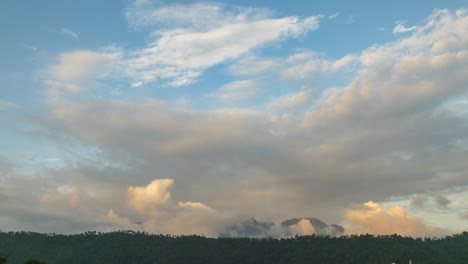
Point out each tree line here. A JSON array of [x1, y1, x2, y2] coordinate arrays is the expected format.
[[1, 230, 468, 263]]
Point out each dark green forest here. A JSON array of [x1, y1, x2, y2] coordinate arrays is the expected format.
[[1, 230, 468, 264]]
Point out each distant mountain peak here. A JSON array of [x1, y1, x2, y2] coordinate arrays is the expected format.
[[220, 217, 344, 238]]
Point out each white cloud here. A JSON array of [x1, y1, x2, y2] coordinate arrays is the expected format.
[[229, 52, 357, 80], [209, 80, 258, 101], [281, 52, 357, 79], [393, 21, 418, 34], [49, 50, 118, 82], [61, 28, 79, 39], [125, 2, 272, 31], [121, 2, 322, 86], [127, 179, 174, 214], [46, 3, 323, 88], [306, 9, 468, 125], [178, 201, 214, 211], [328, 12, 339, 19], [45, 49, 122, 98]]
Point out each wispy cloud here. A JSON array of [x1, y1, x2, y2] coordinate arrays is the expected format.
[[23, 44, 38, 51], [61, 28, 79, 39], [346, 14, 355, 24], [0, 99, 15, 109], [328, 12, 339, 19], [393, 20, 418, 34], [121, 2, 323, 86], [209, 80, 258, 101]]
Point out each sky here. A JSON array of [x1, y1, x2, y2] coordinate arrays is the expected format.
[[0, 0, 468, 237]]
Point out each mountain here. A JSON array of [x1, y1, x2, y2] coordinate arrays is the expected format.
[[220, 217, 345, 238], [281, 218, 345, 236]]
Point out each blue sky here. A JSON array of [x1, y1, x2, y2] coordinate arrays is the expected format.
[[1, 0, 468, 237]]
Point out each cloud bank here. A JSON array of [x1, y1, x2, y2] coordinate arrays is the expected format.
[[1, 5, 468, 237]]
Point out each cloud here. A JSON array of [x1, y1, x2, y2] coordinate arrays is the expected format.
[[127, 179, 174, 214], [393, 21, 418, 34], [0, 99, 15, 109], [43, 80, 81, 96], [305, 9, 468, 126], [411, 195, 428, 209], [459, 212, 468, 220], [228, 55, 281, 76], [105, 209, 131, 226], [121, 2, 322, 86], [41, 186, 80, 208], [268, 89, 314, 112], [209, 80, 258, 101], [434, 195, 451, 209], [178, 201, 214, 211], [328, 12, 339, 19], [281, 52, 357, 79], [61, 28, 79, 39], [288, 218, 316, 235], [229, 52, 357, 79], [3, 8, 468, 236], [346, 201, 451, 237], [346, 15, 355, 24], [23, 44, 38, 51], [49, 50, 117, 82], [125, 2, 272, 30], [52, 100, 266, 154]]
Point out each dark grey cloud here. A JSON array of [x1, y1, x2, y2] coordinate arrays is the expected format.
[[434, 195, 452, 209]]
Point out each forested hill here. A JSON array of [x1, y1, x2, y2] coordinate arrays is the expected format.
[[1, 231, 468, 264]]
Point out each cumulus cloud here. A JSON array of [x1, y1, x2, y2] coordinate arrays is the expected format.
[[346, 201, 450, 237], [105, 209, 131, 226], [127, 179, 173, 214], [3, 8, 468, 236], [288, 218, 316, 235]]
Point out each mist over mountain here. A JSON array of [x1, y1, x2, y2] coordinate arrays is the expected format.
[[220, 217, 345, 238]]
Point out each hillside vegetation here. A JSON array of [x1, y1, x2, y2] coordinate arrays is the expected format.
[[1, 231, 468, 263]]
